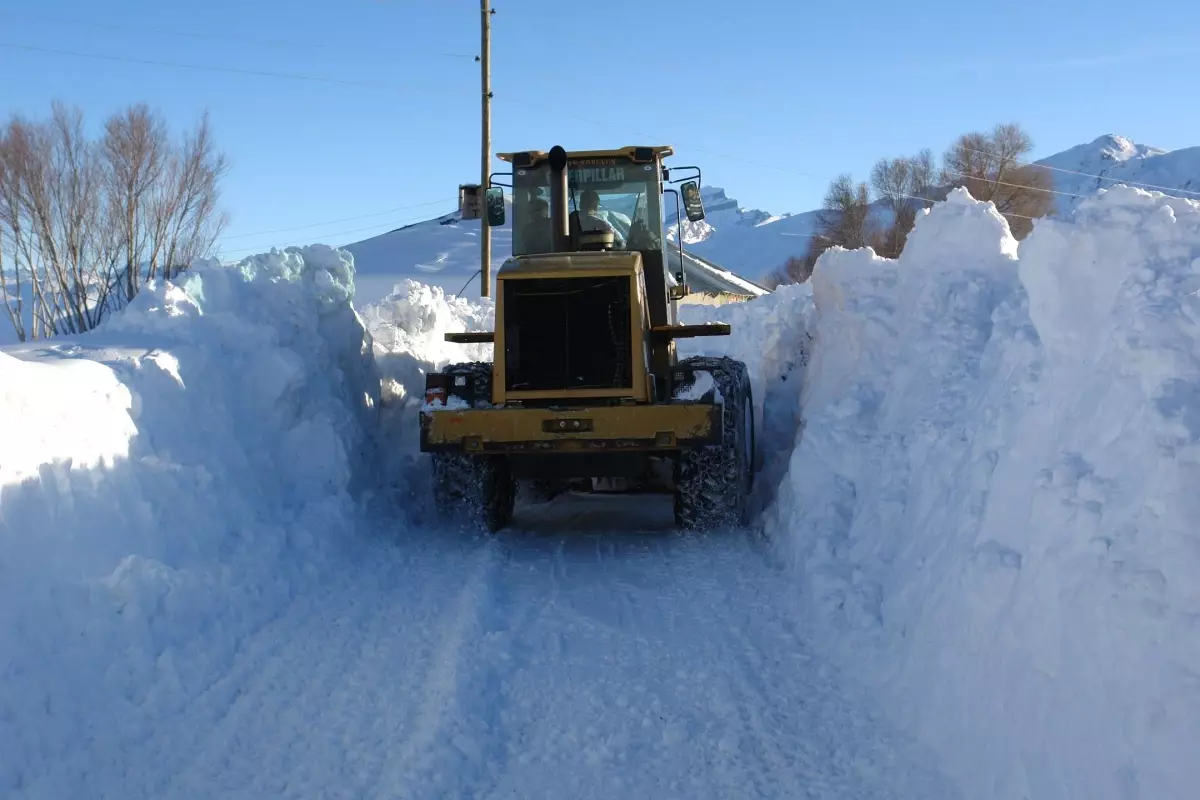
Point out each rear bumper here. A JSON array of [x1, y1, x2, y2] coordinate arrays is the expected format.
[[419, 402, 722, 454]]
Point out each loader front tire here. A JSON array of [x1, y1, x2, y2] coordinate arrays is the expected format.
[[672, 356, 755, 531]]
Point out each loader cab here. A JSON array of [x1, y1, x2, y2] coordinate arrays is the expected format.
[[505, 151, 666, 258], [489, 146, 703, 326]]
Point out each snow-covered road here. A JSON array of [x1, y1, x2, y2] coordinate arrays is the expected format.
[[42, 494, 957, 800]]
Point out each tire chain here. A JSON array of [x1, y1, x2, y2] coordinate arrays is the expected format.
[[428, 361, 515, 531], [673, 355, 753, 531]]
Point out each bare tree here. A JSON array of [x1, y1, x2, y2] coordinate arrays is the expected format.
[[0, 101, 229, 342], [764, 250, 820, 288], [0, 129, 21, 341], [0, 105, 118, 338], [765, 175, 880, 288], [102, 103, 168, 301], [156, 111, 230, 282], [816, 173, 876, 250], [940, 122, 1054, 238], [870, 148, 936, 257]]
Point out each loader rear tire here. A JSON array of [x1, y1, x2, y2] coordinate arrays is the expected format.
[[431, 453, 515, 533], [440, 360, 493, 406], [672, 356, 755, 531]]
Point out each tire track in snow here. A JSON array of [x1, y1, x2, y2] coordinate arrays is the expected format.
[[462, 511, 960, 799], [80, 493, 960, 799], [137, 534, 499, 798], [153, 541, 442, 797], [371, 536, 502, 796]]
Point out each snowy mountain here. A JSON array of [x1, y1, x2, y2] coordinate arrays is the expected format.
[[343, 194, 769, 309], [663, 185, 787, 244], [1038, 134, 1200, 215], [344, 134, 1200, 298]]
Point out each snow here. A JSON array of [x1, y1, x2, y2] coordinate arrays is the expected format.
[[342, 195, 769, 306], [675, 284, 815, 514], [322, 133, 1200, 297], [653, 136, 1200, 285], [1036, 134, 1200, 216], [0, 244, 382, 796], [0, 241, 961, 798], [672, 370, 717, 401], [767, 185, 1200, 800], [0, 350, 136, 483], [4, 171, 1200, 798], [343, 207, 511, 304]]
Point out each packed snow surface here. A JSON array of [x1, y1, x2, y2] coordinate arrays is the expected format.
[[769, 185, 1200, 800]]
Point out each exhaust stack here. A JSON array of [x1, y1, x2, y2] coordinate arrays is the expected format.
[[548, 145, 570, 252]]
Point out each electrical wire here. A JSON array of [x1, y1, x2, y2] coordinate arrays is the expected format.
[[216, 211, 456, 257], [0, 41, 469, 96], [4, 23, 1193, 204], [949, 141, 1200, 198], [219, 198, 456, 241], [5, 30, 1189, 254], [0, 9, 477, 59]]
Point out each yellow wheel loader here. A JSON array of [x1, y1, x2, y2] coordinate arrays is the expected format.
[[420, 144, 755, 532]]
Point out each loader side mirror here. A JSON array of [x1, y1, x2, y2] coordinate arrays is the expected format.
[[485, 187, 506, 226], [681, 181, 705, 222]]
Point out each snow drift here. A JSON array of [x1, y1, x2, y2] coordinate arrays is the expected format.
[[769, 186, 1200, 800], [0, 245, 381, 796], [357, 279, 495, 521]]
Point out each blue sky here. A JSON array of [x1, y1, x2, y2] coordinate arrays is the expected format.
[[4, 0, 1199, 260]]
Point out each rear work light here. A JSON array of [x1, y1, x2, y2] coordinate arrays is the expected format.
[[424, 373, 448, 406]]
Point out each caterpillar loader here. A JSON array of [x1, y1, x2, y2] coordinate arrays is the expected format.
[[419, 144, 755, 532]]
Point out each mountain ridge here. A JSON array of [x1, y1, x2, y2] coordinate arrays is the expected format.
[[341, 133, 1200, 301]]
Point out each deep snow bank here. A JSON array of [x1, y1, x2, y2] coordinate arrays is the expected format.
[[769, 186, 1200, 800], [0, 245, 381, 796], [359, 279, 494, 520]]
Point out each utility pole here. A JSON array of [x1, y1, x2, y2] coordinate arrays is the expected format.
[[479, 0, 493, 298]]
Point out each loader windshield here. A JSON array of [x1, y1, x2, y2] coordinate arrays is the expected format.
[[511, 156, 664, 256]]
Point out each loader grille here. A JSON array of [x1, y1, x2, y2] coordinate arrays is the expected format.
[[502, 276, 633, 393]]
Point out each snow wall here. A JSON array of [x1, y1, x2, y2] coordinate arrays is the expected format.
[[0, 245, 382, 795], [769, 186, 1200, 800]]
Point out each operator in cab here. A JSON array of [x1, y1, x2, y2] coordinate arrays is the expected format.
[[570, 189, 626, 250]]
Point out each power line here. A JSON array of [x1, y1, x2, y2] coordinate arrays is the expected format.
[[219, 198, 456, 241], [0, 41, 469, 96], [951, 141, 1200, 199], [0, 10, 478, 60], [7, 32, 1185, 244], [6, 25, 1195, 206], [506, 93, 1200, 206], [937, 167, 1092, 201], [216, 207, 469, 258]]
